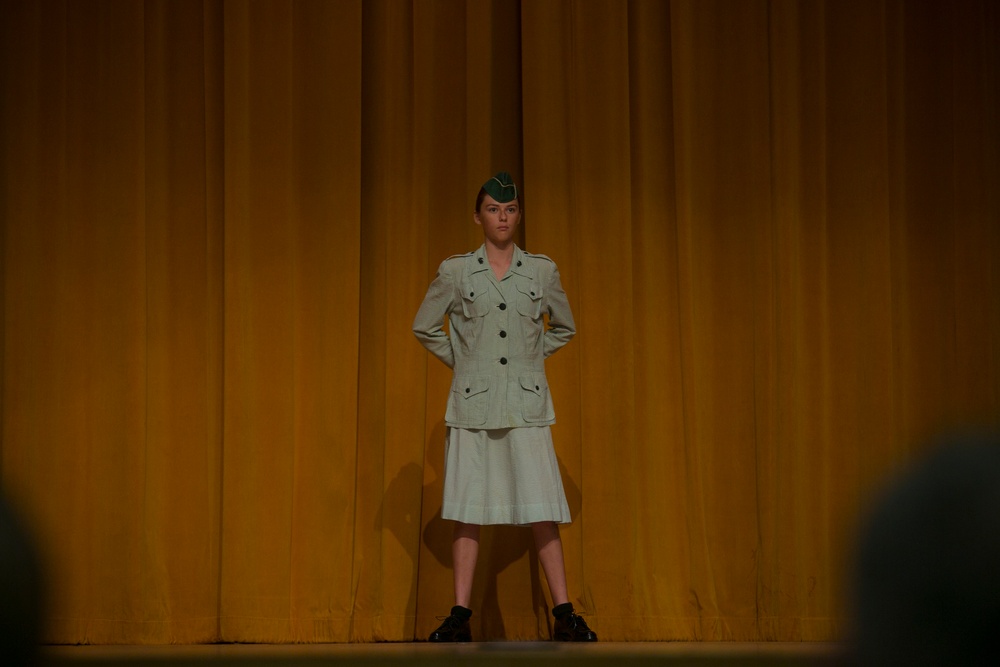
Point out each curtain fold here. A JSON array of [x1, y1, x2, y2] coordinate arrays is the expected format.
[[1, 0, 997, 644], [219, 0, 363, 642], [140, 0, 225, 643]]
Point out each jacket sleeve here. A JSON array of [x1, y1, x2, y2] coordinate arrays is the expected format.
[[412, 262, 456, 369], [543, 264, 576, 358]]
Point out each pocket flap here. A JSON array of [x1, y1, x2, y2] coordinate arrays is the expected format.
[[519, 374, 546, 396], [516, 280, 543, 300], [454, 375, 491, 399], [460, 277, 489, 304]]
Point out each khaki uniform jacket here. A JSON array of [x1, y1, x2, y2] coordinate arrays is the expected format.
[[413, 244, 576, 429]]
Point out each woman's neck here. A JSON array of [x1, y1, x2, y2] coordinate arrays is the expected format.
[[485, 240, 515, 280]]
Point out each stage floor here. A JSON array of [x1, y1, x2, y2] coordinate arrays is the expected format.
[[43, 642, 844, 666]]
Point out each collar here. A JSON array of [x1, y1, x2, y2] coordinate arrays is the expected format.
[[468, 244, 536, 279]]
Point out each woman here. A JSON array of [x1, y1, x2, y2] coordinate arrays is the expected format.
[[412, 172, 596, 642]]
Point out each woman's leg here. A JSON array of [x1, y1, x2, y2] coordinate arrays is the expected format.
[[452, 521, 481, 607], [531, 521, 569, 606], [532, 521, 598, 641]]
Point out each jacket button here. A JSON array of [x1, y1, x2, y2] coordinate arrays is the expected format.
[[517, 260, 522, 266], [500, 357, 507, 365], [499, 330, 507, 338], [465, 387, 470, 393], [535, 385, 540, 390], [469, 291, 474, 297], [499, 303, 507, 310], [530, 291, 535, 296], [478, 257, 484, 264]]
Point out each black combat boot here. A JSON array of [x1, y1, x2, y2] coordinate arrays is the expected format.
[[552, 602, 597, 642], [428, 605, 472, 642]]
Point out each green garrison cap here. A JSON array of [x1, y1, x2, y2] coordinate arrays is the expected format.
[[482, 171, 518, 203]]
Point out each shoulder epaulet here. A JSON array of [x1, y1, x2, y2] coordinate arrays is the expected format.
[[439, 251, 474, 266], [437, 252, 477, 277], [523, 251, 556, 264]]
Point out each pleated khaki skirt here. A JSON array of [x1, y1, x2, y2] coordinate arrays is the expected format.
[[442, 425, 572, 526]]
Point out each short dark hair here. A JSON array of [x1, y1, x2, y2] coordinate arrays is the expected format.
[[851, 430, 1000, 666], [0, 495, 44, 666]]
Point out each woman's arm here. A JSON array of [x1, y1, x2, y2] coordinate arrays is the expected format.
[[413, 262, 457, 369], [543, 265, 576, 358]]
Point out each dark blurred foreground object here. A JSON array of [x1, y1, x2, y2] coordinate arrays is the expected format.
[[0, 493, 44, 666], [851, 431, 1000, 666]]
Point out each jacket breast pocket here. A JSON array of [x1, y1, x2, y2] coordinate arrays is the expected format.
[[460, 277, 491, 319], [515, 280, 543, 320], [519, 373, 554, 423], [446, 375, 491, 425]]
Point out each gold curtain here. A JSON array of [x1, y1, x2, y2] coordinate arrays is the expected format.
[[1, 0, 997, 644]]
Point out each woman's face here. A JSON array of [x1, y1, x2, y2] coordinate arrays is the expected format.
[[474, 194, 521, 247]]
